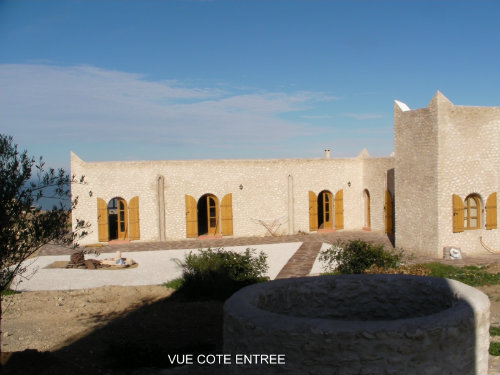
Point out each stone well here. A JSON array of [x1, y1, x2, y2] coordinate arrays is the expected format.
[[223, 275, 490, 375]]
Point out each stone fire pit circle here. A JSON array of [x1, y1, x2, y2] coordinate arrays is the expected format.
[[223, 274, 490, 374]]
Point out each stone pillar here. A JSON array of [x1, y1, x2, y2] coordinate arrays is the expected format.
[[157, 175, 166, 241], [287, 174, 294, 234]]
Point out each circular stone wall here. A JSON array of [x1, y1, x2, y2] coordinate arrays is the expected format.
[[223, 275, 490, 375]]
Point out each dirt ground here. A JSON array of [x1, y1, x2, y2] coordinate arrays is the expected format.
[[1, 263, 500, 374]]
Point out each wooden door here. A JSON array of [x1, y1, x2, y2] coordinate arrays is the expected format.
[[221, 193, 233, 236], [385, 191, 393, 234], [128, 196, 140, 240], [321, 191, 333, 229], [486, 192, 497, 230], [97, 198, 109, 242], [185, 195, 198, 238], [309, 191, 318, 231], [206, 195, 219, 235], [335, 190, 344, 229], [117, 198, 128, 240]]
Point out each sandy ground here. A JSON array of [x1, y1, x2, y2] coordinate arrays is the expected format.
[[1, 259, 499, 374], [2, 282, 499, 374]]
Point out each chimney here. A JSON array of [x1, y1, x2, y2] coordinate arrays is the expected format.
[[324, 149, 331, 159]]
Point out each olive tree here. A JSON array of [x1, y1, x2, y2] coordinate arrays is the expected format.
[[0, 134, 89, 354]]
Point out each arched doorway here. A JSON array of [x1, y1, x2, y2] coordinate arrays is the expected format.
[[318, 190, 333, 230], [108, 197, 127, 240], [364, 189, 371, 229], [197, 194, 219, 236]]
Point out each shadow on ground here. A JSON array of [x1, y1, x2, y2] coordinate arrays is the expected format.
[[2, 291, 225, 374]]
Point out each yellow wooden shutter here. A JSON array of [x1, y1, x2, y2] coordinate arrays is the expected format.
[[128, 196, 140, 240], [335, 190, 344, 229], [385, 191, 393, 234], [97, 198, 109, 242], [309, 191, 318, 231], [185, 195, 198, 238], [221, 193, 233, 236], [452, 194, 464, 233], [486, 192, 497, 230]]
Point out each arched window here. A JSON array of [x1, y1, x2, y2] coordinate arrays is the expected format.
[[464, 194, 481, 230], [97, 196, 140, 242], [185, 193, 233, 238]]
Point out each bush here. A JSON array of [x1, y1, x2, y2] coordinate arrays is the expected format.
[[174, 247, 268, 300], [319, 240, 402, 274], [490, 342, 500, 356]]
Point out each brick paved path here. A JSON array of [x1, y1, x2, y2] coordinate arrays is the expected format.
[[275, 241, 324, 279], [38, 230, 499, 277]]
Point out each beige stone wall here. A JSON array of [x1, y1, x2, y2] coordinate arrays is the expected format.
[[436, 98, 500, 256], [394, 92, 499, 257], [72, 153, 390, 245], [394, 97, 440, 256], [362, 155, 395, 232], [72, 92, 498, 256]]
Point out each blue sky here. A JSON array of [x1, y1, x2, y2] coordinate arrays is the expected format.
[[1, 0, 499, 171]]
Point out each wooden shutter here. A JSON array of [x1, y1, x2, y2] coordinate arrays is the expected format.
[[486, 192, 497, 230], [128, 196, 140, 240], [335, 190, 344, 229], [185, 195, 198, 238], [221, 193, 233, 236], [452, 194, 464, 233], [309, 191, 318, 231], [385, 191, 393, 234], [97, 198, 109, 242]]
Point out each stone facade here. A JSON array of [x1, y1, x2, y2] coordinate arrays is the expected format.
[[72, 92, 499, 257], [395, 92, 499, 257]]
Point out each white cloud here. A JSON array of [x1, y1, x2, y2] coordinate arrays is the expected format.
[[342, 113, 383, 120], [0, 64, 336, 151]]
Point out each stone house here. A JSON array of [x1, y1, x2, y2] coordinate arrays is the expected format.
[[71, 92, 499, 257]]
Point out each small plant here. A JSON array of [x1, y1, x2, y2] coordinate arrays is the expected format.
[[173, 247, 268, 300], [422, 263, 500, 287], [490, 342, 500, 356], [1, 288, 20, 296], [491, 326, 500, 337], [163, 277, 184, 290], [319, 240, 402, 274]]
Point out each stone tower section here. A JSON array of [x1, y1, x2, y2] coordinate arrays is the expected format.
[[435, 93, 499, 256], [395, 92, 500, 257], [394, 94, 440, 256]]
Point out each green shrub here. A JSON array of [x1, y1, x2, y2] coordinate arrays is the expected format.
[[319, 240, 402, 274], [174, 247, 268, 300], [490, 342, 500, 356], [163, 277, 184, 290], [422, 263, 500, 287], [491, 326, 500, 337], [1, 288, 20, 296]]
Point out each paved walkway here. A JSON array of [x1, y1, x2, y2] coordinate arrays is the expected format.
[[38, 230, 499, 279]]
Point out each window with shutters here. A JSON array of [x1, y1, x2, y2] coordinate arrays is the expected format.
[[186, 193, 233, 238], [464, 194, 481, 230], [97, 196, 140, 241]]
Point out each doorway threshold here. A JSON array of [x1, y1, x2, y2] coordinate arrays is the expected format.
[[197, 234, 223, 240], [109, 240, 131, 245]]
